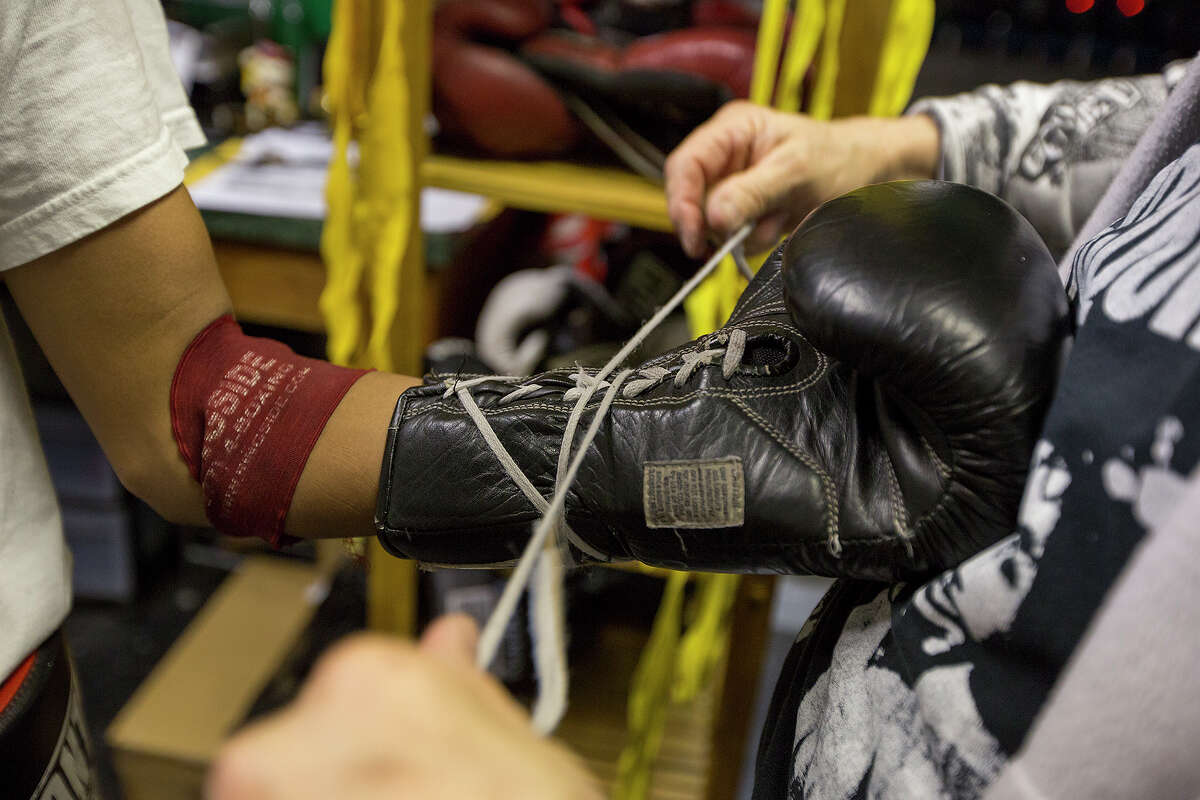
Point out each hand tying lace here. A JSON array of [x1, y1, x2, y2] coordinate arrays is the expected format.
[[441, 225, 753, 734]]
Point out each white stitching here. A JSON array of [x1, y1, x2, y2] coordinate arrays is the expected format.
[[725, 396, 842, 557]]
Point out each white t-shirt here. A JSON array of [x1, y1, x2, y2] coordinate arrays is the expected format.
[[0, 0, 203, 678]]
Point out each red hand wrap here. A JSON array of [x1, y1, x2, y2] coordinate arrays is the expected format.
[[170, 316, 369, 545]]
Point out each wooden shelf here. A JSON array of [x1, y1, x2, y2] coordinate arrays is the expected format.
[[213, 240, 326, 333], [554, 622, 720, 800], [553, 576, 774, 800], [421, 154, 672, 232]]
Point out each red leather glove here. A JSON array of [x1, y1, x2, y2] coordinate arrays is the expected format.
[[523, 26, 755, 101], [691, 0, 761, 28], [432, 0, 580, 157], [521, 24, 756, 154], [623, 27, 756, 100], [435, 0, 553, 39]]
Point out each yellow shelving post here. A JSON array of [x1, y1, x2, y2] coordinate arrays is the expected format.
[[321, 0, 432, 637], [362, 0, 432, 638]]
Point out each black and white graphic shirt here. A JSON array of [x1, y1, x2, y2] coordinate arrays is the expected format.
[[910, 62, 1189, 257], [753, 69, 1200, 800]]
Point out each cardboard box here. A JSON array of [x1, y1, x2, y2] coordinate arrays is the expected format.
[[106, 553, 339, 799]]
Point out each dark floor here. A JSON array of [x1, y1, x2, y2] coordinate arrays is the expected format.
[[62, 537, 679, 799], [64, 537, 369, 800], [65, 557, 231, 800]]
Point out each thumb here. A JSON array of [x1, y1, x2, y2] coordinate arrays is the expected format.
[[705, 152, 797, 236], [419, 613, 480, 667]]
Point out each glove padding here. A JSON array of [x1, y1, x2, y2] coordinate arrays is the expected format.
[[376, 181, 1069, 580]]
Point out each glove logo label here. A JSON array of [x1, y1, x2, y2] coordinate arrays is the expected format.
[[643, 457, 745, 529]]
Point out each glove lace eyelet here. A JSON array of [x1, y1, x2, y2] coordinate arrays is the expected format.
[[734, 332, 798, 377]]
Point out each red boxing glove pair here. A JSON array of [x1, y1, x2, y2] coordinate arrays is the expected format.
[[432, 0, 758, 159]]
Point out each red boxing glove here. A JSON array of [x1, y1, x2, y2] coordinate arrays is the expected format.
[[691, 0, 761, 28], [522, 25, 756, 102], [622, 27, 756, 100], [170, 316, 369, 546], [433, 0, 579, 157], [521, 25, 755, 153], [433, 38, 579, 156], [520, 30, 621, 72], [435, 0, 552, 39]]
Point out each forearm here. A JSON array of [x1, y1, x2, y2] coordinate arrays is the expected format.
[[7, 186, 418, 540], [287, 371, 419, 539], [868, 113, 941, 183], [6, 188, 227, 526]]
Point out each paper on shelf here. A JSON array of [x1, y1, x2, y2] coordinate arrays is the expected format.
[[188, 123, 488, 233]]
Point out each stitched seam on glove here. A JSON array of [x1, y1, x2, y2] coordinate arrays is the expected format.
[[426, 371, 491, 380], [920, 429, 954, 483], [729, 273, 780, 318], [899, 428, 957, 543], [876, 399, 964, 558], [882, 455, 911, 539], [725, 395, 840, 552]]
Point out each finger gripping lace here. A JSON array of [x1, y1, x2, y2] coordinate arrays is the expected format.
[[447, 226, 753, 735]]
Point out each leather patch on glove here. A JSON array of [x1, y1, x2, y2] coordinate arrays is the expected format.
[[643, 457, 745, 529]]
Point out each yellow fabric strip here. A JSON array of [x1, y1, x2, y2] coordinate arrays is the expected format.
[[775, 0, 826, 113], [808, 0, 848, 120], [319, 0, 422, 372], [318, 109, 363, 367], [360, 0, 413, 373], [612, 570, 688, 800], [673, 573, 739, 702], [868, 0, 935, 117], [749, 0, 790, 106], [318, 0, 365, 367]]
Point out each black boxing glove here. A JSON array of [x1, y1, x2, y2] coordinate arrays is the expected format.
[[779, 180, 1071, 571], [433, 0, 580, 157], [376, 181, 1069, 580]]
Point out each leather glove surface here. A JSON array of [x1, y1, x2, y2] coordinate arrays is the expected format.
[[376, 181, 1069, 581]]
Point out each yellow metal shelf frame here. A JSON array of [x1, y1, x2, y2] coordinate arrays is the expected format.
[[421, 155, 673, 232]]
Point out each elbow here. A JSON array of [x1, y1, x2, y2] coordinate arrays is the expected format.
[[111, 446, 208, 527]]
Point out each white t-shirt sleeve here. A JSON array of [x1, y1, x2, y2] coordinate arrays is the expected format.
[[0, 0, 205, 271]]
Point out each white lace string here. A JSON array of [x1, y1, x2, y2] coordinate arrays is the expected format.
[[733, 245, 755, 280], [471, 224, 753, 733]]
